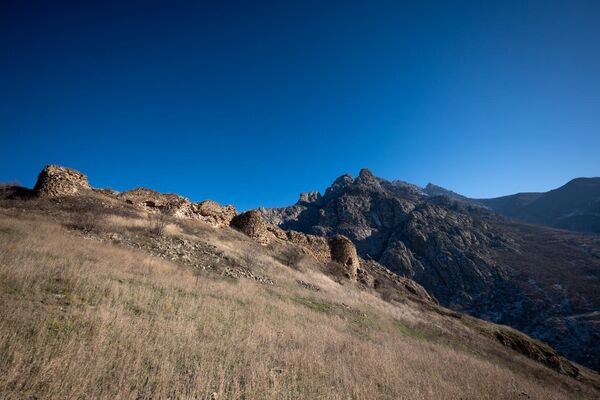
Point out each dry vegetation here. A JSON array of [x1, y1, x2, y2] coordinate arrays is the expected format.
[[0, 209, 598, 399]]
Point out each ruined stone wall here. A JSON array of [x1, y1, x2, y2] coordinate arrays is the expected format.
[[33, 165, 91, 197], [328, 235, 360, 280]]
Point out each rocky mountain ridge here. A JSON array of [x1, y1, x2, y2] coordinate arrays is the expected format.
[[261, 168, 600, 371]]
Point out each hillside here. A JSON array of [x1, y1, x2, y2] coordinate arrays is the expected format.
[[1, 166, 599, 399], [262, 169, 600, 371], [479, 177, 600, 233]]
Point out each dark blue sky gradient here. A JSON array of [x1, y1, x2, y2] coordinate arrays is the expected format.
[[1, 1, 599, 210]]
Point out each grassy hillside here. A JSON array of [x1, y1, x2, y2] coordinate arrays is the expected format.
[[0, 206, 598, 399]]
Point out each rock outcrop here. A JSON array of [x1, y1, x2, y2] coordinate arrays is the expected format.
[[328, 235, 360, 280], [299, 191, 321, 204], [33, 165, 92, 197], [359, 259, 435, 304]]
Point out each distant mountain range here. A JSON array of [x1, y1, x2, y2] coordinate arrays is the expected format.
[[262, 170, 600, 370], [421, 177, 600, 233], [475, 178, 600, 233]]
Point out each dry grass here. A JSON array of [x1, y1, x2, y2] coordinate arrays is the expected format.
[[0, 212, 597, 399]]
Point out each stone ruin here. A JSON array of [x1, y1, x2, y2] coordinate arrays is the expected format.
[[26, 165, 435, 297], [30, 165, 360, 282], [33, 165, 92, 197], [285, 230, 330, 264], [230, 210, 272, 244], [230, 209, 361, 281], [30, 165, 236, 228], [118, 188, 236, 228], [328, 235, 360, 281], [191, 200, 237, 228]]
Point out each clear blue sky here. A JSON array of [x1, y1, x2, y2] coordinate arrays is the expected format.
[[1, 1, 599, 210]]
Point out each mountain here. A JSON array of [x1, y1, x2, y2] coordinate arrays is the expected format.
[[479, 178, 600, 233], [1, 165, 599, 399], [262, 169, 600, 371], [423, 182, 472, 202]]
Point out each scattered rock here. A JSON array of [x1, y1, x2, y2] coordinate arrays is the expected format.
[[98, 231, 274, 285], [296, 280, 320, 291], [222, 265, 275, 285]]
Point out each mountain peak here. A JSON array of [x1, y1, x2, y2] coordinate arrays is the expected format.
[[324, 173, 354, 197], [355, 168, 381, 187], [359, 168, 374, 178], [423, 183, 467, 201]]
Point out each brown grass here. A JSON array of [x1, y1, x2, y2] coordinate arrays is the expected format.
[[0, 212, 597, 399]]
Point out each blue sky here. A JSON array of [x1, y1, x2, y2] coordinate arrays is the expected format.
[[1, 1, 599, 210]]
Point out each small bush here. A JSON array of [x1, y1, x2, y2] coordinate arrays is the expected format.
[[71, 208, 104, 233], [325, 261, 352, 281], [149, 213, 169, 237], [276, 246, 306, 270]]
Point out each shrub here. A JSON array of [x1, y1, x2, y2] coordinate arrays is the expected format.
[[149, 213, 169, 237], [278, 246, 306, 270], [71, 208, 105, 233]]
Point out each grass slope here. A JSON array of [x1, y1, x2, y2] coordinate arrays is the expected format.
[[0, 210, 598, 399]]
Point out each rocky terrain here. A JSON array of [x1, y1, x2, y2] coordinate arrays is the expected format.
[[3, 165, 435, 305], [262, 169, 600, 371], [1, 164, 599, 399]]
